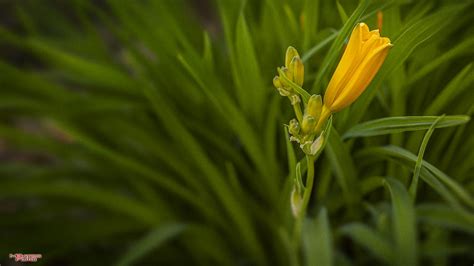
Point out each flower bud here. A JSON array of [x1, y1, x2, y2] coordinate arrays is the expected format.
[[309, 134, 324, 155], [290, 56, 304, 86], [306, 94, 322, 121], [300, 133, 325, 155], [291, 185, 302, 218], [285, 46, 300, 68], [300, 141, 312, 155], [301, 115, 316, 134], [277, 88, 292, 96], [279, 67, 293, 88], [273, 76, 282, 88], [288, 119, 300, 136], [289, 94, 300, 105]]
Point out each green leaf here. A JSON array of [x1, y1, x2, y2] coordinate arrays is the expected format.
[[409, 115, 444, 199], [360, 146, 474, 209], [0, 181, 161, 225], [234, 13, 266, 119], [343, 115, 470, 139], [302, 31, 338, 63], [303, 208, 333, 266], [339, 223, 393, 263], [424, 63, 473, 115], [407, 38, 474, 85], [325, 126, 359, 203], [417, 204, 474, 234], [116, 224, 186, 266], [336, 1, 349, 24], [383, 177, 417, 266], [302, 0, 320, 51]]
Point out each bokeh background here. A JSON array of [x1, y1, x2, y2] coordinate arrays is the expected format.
[[0, 0, 473, 265]]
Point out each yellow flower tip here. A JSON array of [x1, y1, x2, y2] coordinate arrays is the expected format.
[[307, 94, 322, 120], [290, 56, 304, 86], [323, 22, 392, 113], [369, 29, 380, 38], [285, 46, 300, 68]]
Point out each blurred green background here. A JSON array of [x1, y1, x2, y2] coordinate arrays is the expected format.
[[0, 0, 473, 265]]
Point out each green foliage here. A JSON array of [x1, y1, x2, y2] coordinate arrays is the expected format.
[[0, 0, 472, 265]]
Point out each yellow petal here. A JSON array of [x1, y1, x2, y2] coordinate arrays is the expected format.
[[324, 23, 369, 107], [330, 44, 391, 111]]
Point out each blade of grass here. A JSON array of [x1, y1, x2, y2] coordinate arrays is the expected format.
[[302, 31, 338, 63], [336, 1, 349, 24], [302, 0, 320, 51], [360, 146, 474, 209], [342, 115, 470, 139], [383, 177, 417, 266], [325, 127, 359, 203], [407, 39, 474, 85], [303, 208, 333, 266], [417, 204, 474, 234], [116, 224, 187, 266], [0, 181, 162, 225], [338, 223, 393, 263], [424, 63, 473, 115], [409, 115, 444, 200]]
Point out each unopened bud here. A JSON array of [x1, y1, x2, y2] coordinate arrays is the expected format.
[[309, 134, 324, 155], [290, 94, 300, 105], [290, 56, 304, 86], [288, 119, 300, 136], [273, 76, 282, 88], [277, 87, 292, 96], [300, 140, 312, 155], [301, 134, 324, 155], [301, 115, 316, 134], [280, 67, 293, 84], [291, 185, 303, 218], [289, 136, 300, 143], [285, 46, 300, 68], [277, 67, 294, 90], [307, 94, 322, 121]]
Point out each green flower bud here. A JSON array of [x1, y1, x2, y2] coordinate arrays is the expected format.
[[290, 94, 300, 105], [300, 134, 324, 155], [285, 46, 300, 69], [309, 134, 324, 155], [273, 76, 282, 88], [290, 56, 304, 87], [277, 87, 292, 96], [280, 67, 293, 85], [291, 185, 302, 218], [301, 114, 316, 134], [300, 141, 312, 155], [288, 119, 300, 136], [306, 94, 322, 122]]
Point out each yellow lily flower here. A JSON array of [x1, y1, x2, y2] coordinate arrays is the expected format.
[[323, 23, 392, 114]]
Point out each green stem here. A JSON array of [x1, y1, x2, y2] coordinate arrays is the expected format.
[[293, 102, 303, 123], [291, 155, 316, 262]]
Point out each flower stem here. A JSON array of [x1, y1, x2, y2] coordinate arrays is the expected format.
[[291, 155, 316, 260], [293, 102, 303, 123]]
